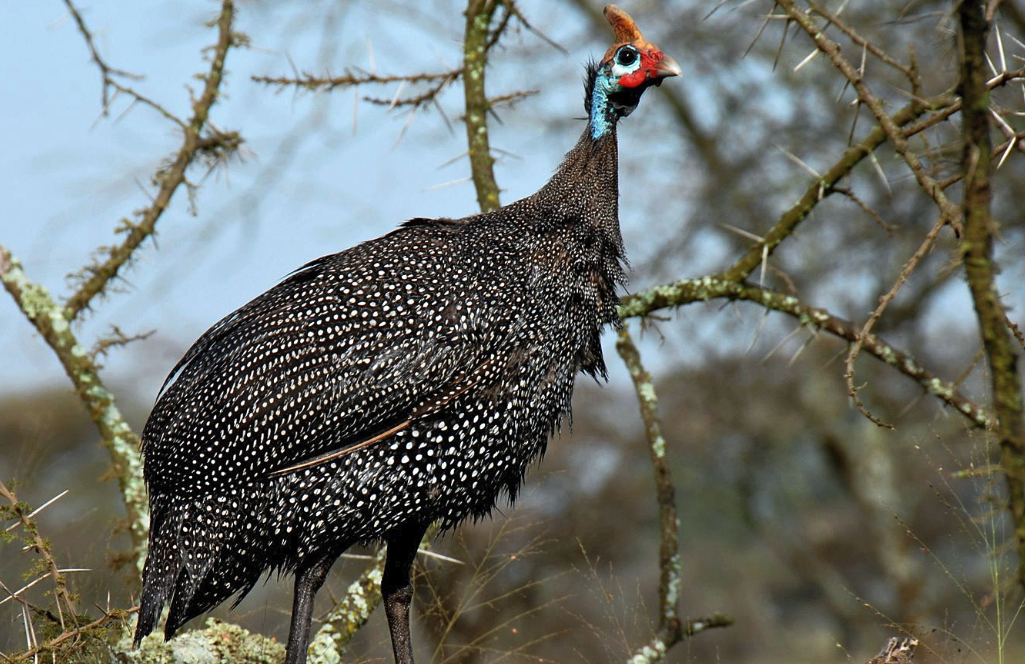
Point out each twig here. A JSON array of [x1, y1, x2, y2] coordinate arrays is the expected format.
[[844, 215, 948, 428], [61, 0, 143, 110]]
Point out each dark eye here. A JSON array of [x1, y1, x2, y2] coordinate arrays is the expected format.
[[616, 46, 638, 67]]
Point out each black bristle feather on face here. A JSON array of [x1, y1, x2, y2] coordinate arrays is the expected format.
[[135, 6, 677, 664]]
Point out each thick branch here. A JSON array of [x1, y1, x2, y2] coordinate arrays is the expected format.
[[618, 278, 991, 429], [63, 0, 240, 321], [958, 0, 1025, 589], [0, 247, 148, 573], [463, 0, 502, 212]]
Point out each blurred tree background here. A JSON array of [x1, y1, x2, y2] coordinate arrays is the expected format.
[[2, 1, 1024, 662]]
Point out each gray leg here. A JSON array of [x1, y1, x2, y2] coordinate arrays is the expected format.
[[285, 551, 337, 664], [382, 523, 428, 664]]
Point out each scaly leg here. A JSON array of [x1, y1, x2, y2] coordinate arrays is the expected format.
[[383, 522, 428, 664], [285, 550, 337, 664]]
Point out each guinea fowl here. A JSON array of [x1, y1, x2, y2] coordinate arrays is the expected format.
[[134, 6, 679, 664]]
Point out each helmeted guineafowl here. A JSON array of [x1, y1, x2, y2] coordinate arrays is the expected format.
[[134, 6, 679, 664]]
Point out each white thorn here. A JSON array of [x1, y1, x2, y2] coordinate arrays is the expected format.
[[416, 548, 465, 565], [794, 48, 820, 72]]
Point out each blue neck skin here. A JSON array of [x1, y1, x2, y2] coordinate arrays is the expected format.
[[589, 73, 619, 140]]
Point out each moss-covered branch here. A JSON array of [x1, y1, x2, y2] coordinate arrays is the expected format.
[[616, 328, 733, 662], [957, 0, 1025, 590], [0, 0, 241, 584], [125, 618, 284, 664], [618, 277, 990, 429], [0, 247, 149, 573], [463, 0, 502, 213], [307, 549, 386, 664]]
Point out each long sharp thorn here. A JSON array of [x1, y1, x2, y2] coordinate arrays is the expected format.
[[868, 152, 891, 194], [745, 12, 773, 58], [746, 308, 771, 355], [996, 25, 1006, 73]]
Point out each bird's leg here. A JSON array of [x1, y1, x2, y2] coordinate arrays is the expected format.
[[285, 550, 337, 664], [382, 522, 428, 664]]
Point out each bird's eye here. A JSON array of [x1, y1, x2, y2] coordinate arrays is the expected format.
[[616, 47, 638, 67]]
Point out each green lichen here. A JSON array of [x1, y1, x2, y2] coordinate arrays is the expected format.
[[119, 618, 284, 664], [628, 639, 667, 664]]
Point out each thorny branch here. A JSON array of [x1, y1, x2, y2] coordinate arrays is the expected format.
[[843, 215, 949, 429], [721, 66, 1025, 285], [777, 0, 962, 232], [0, 481, 76, 633], [0, 247, 149, 573], [616, 328, 733, 663], [958, 0, 1025, 590], [63, 0, 242, 321], [254, 68, 463, 110], [2, 0, 241, 579], [618, 278, 991, 430]]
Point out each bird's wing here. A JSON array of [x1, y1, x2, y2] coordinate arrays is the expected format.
[[141, 235, 516, 494]]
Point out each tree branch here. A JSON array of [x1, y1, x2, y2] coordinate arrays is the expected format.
[[63, 0, 241, 321], [776, 0, 962, 233], [615, 328, 733, 662], [958, 0, 1025, 590], [0, 247, 149, 574], [618, 278, 991, 429]]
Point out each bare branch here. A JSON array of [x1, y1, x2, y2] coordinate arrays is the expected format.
[[616, 328, 734, 662], [63, 0, 242, 320], [619, 278, 991, 429]]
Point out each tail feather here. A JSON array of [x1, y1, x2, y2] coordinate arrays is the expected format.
[[137, 492, 269, 643], [134, 504, 182, 646], [165, 557, 262, 636]]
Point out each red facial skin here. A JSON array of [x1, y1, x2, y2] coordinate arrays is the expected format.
[[616, 50, 666, 88]]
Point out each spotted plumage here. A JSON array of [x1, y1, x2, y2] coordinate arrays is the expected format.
[[135, 6, 679, 664]]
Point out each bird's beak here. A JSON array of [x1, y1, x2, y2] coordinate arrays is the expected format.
[[654, 54, 682, 80]]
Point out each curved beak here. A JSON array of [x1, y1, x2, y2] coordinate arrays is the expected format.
[[654, 54, 682, 80]]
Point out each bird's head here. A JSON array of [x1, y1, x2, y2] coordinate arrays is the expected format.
[[587, 5, 680, 135]]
